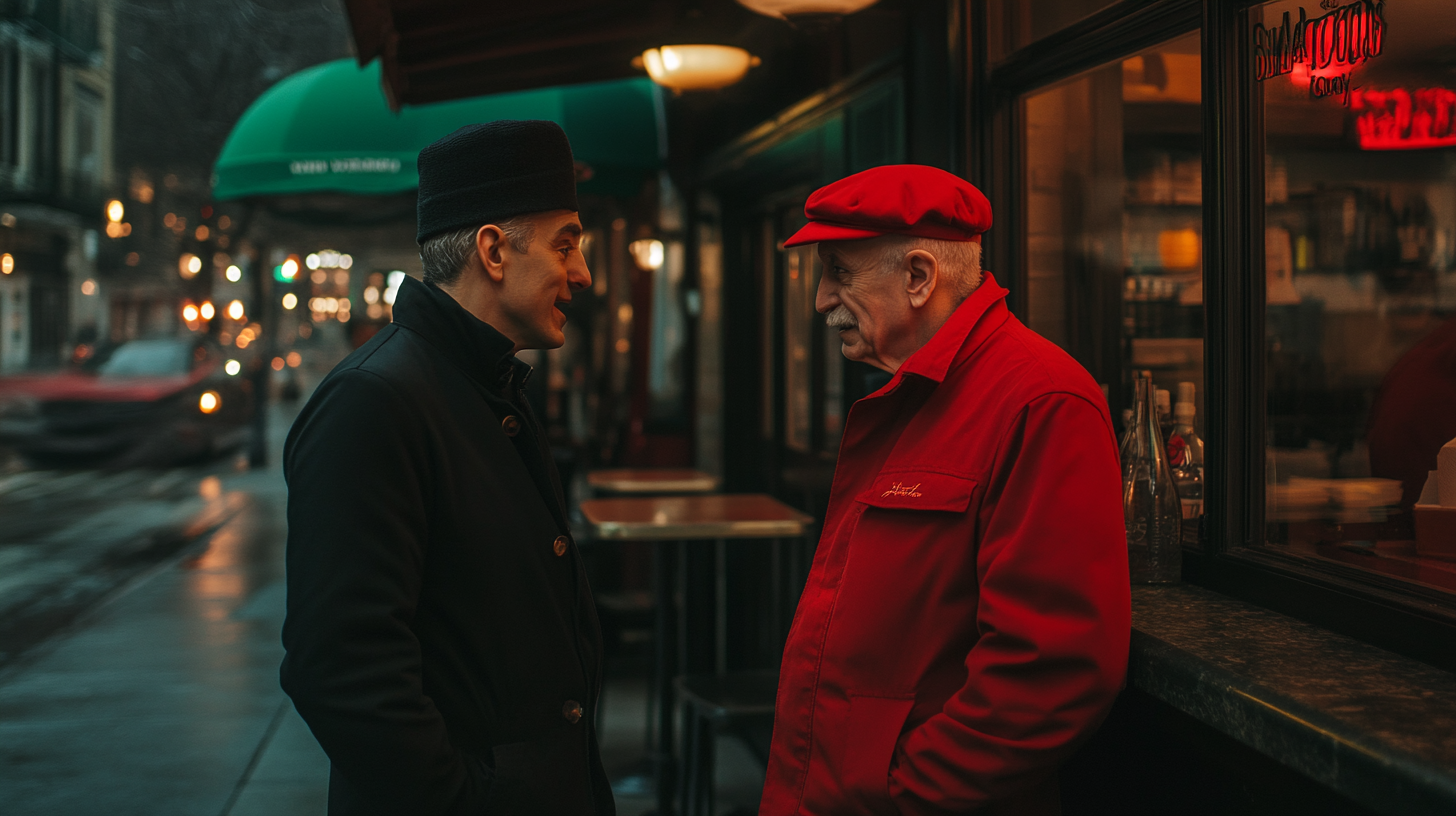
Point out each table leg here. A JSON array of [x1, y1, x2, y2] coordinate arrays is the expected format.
[[715, 538, 727, 675], [770, 538, 784, 648], [653, 539, 677, 814]]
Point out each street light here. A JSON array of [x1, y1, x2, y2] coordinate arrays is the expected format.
[[629, 239, 665, 270], [226, 300, 245, 321], [179, 254, 202, 279], [636, 45, 760, 91]]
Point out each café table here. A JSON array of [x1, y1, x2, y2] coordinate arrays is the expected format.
[[580, 493, 813, 815], [586, 467, 721, 495]]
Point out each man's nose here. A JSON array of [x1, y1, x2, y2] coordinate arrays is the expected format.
[[569, 259, 591, 292], [815, 275, 838, 314]]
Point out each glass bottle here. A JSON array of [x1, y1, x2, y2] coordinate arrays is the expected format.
[[1155, 388, 1173, 442], [1124, 371, 1182, 583], [1167, 381, 1204, 520]]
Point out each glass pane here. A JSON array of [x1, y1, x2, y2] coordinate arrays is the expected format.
[[986, 0, 1124, 65], [98, 339, 191, 377], [1022, 31, 1206, 528], [783, 245, 815, 453], [647, 239, 686, 423], [823, 318, 844, 445], [1258, 0, 1456, 593]]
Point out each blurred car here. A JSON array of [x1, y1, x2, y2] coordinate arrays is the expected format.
[[0, 337, 255, 468]]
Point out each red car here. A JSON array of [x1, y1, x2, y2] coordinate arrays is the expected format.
[[0, 337, 255, 468]]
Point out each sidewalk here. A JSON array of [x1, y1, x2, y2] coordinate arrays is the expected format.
[[0, 403, 764, 815], [0, 397, 329, 816]]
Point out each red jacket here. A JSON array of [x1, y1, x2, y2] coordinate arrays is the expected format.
[[760, 275, 1130, 816]]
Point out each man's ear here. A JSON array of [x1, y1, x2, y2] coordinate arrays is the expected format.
[[904, 249, 938, 309], [475, 224, 508, 284]]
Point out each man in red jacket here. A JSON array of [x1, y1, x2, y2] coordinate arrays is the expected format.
[[760, 165, 1130, 816]]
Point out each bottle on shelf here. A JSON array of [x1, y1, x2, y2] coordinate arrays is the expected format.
[[1123, 370, 1182, 584], [1156, 388, 1173, 442], [1118, 407, 1136, 474], [1167, 381, 1204, 520]]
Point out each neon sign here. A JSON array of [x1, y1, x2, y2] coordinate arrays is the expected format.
[[1351, 87, 1456, 150], [1253, 0, 1385, 105]]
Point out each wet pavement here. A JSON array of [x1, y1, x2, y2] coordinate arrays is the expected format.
[[0, 400, 763, 815], [0, 399, 317, 816]]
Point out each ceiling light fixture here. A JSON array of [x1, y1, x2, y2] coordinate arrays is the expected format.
[[736, 0, 880, 20], [635, 45, 760, 91]]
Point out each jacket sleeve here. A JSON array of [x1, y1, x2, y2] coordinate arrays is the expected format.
[[279, 368, 491, 815], [889, 392, 1132, 814]]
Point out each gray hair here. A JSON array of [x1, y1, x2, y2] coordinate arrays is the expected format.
[[420, 217, 536, 287], [878, 236, 983, 302]]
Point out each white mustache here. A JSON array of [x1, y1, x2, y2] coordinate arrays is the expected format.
[[825, 305, 857, 329]]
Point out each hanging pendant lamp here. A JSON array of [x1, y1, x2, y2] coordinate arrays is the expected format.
[[736, 0, 880, 19], [634, 45, 761, 91]]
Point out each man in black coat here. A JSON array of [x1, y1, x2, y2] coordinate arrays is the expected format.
[[281, 120, 613, 815]]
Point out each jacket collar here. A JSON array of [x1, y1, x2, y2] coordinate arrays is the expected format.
[[390, 275, 531, 392], [878, 271, 1011, 390]]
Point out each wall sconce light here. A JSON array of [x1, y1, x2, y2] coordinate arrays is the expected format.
[[635, 45, 760, 91], [736, 0, 880, 19], [629, 239, 665, 271]]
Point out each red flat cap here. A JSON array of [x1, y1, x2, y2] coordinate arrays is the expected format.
[[783, 164, 991, 248]]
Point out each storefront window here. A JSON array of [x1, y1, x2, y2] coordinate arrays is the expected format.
[[1022, 31, 1206, 524], [1257, 0, 1456, 592], [986, 0, 1125, 65]]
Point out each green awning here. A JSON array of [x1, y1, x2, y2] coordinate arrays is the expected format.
[[212, 59, 663, 201]]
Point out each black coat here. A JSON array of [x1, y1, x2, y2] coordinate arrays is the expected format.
[[281, 275, 613, 816]]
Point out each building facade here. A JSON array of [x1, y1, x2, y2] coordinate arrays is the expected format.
[[0, 0, 113, 372]]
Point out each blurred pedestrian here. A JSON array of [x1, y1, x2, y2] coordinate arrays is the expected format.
[[281, 121, 610, 815], [760, 165, 1130, 815]]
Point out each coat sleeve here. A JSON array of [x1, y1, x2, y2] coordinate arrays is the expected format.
[[279, 368, 491, 815], [889, 392, 1131, 814]]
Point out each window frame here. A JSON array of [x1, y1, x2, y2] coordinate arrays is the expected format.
[[968, 0, 1456, 672]]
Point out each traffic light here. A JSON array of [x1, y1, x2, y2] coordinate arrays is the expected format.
[[274, 254, 301, 283]]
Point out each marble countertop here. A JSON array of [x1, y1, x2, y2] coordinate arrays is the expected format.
[[1131, 584, 1456, 814]]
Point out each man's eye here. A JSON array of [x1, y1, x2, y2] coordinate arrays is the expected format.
[[558, 246, 573, 257]]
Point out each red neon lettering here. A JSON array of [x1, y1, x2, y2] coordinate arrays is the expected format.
[[1351, 87, 1456, 150]]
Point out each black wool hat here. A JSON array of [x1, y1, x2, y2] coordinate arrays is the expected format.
[[415, 120, 579, 244]]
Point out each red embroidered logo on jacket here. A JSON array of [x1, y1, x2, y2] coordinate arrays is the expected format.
[[881, 481, 924, 498]]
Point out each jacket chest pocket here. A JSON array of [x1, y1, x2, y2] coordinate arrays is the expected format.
[[857, 469, 976, 514], [825, 471, 980, 677], [846, 469, 977, 571]]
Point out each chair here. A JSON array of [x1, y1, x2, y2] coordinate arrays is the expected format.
[[676, 670, 779, 816]]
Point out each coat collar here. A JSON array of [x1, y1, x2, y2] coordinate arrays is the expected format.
[[877, 271, 1011, 392], [390, 275, 532, 392]]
